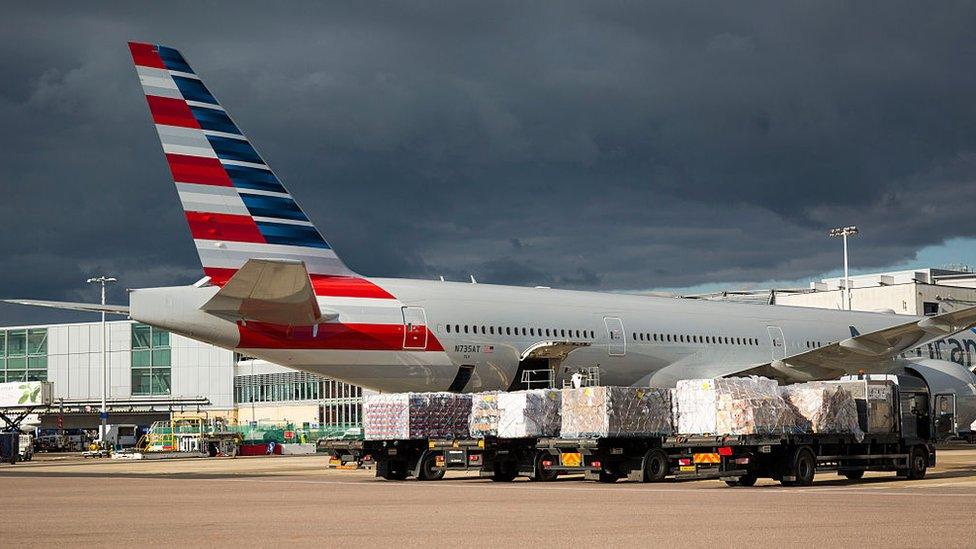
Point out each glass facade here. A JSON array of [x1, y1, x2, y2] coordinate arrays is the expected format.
[[235, 371, 364, 428], [131, 324, 171, 395], [0, 328, 47, 382]]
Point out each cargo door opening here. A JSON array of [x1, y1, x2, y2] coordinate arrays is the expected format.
[[509, 341, 591, 391]]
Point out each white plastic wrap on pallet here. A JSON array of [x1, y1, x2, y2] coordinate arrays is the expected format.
[[561, 386, 672, 439], [497, 389, 562, 438], [469, 392, 501, 438], [781, 382, 864, 440], [364, 392, 472, 440], [674, 376, 798, 436]]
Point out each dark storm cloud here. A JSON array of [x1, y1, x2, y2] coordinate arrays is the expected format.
[[3, 2, 976, 323]]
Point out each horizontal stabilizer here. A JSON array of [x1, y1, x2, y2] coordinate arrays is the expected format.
[[200, 258, 333, 326], [1, 299, 129, 315]]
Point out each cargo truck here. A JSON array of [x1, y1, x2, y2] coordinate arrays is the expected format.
[[544, 374, 950, 486], [322, 436, 561, 481]]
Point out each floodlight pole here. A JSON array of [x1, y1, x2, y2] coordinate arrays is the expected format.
[[87, 276, 117, 447], [827, 226, 858, 310]]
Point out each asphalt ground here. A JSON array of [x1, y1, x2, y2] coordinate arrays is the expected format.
[[2, 446, 975, 548]]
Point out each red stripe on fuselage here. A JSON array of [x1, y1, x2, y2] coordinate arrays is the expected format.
[[146, 96, 200, 129], [238, 322, 444, 352], [186, 212, 265, 243], [203, 268, 396, 299], [129, 42, 166, 69]]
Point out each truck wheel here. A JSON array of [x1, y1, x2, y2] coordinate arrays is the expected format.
[[492, 466, 518, 482], [530, 452, 558, 482], [417, 453, 445, 481], [642, 449, 669, 483], [726, 473, 757, 487], [381, 461, 409, 481], [842, 470, 864, 480], [781, 448, 815, 487], [906, 446, 927, 480], [597, 470, 619, 483]]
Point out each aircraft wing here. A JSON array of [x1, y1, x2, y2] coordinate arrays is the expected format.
[[743, 305, 976, 382], [1, 299, 129, 315], [201, 258, 335, 326]]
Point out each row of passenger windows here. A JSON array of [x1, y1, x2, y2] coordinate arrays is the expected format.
[[445, 324, 596, 340], [632, 332, 760, 346]]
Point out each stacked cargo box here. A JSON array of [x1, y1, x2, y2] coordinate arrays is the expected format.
[[780, 382, 864, 439], [363, 392, 473, 440], [470, 390, 562, 438], [498, 389, 562, 438], [673, 377, 799, 436], [561, 386, 672, 438], [826, 379, 898, 434]]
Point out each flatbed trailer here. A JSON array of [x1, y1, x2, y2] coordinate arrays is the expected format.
[[322, 437, 560, 481]]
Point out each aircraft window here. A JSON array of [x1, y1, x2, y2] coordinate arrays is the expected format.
[[530, 328, 535, 336], [446, 324, 451, 333], [463, 325, 469, 334], [545, 329, 551, 337], [504, 327, 509, 336], [632, 333, 637, 341], [559, 329, 564, 338], [481, 326, 486, 334], [575, 330, 580, 338], [489, 326, 495, 335]]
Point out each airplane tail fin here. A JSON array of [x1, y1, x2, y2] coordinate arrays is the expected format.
[[127, 42, 355, 286]]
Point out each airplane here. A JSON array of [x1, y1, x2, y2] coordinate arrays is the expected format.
[[5, 42, 976, 435]]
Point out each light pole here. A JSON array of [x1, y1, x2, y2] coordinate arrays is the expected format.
[[87, 276, 117, 446], [827, 226, 858, 310]]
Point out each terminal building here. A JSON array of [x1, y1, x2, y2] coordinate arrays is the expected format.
[[0, 318, 368, 431]]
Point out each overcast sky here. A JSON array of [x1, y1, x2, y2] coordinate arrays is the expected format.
[[3, 2, 976, 325]]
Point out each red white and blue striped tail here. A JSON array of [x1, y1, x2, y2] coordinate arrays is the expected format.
[[128, 42, 356, 286]]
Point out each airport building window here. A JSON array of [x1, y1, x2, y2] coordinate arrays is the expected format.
[[131, 324, 171, 396], [0, 328, 47, 382]]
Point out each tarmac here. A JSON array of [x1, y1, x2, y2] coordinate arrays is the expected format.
[[2, 446, 975, 548]]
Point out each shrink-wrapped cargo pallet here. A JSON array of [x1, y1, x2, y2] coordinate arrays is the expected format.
[[498, 389, 562, 438], [363, 392, 472, 440], [826, 379, 897, 434], [781, 382, 864, 440], [469, 392, 501, 438], [561, 386, 672, 438], [470, 390, 562, 438], [674, 377, 798, 436]]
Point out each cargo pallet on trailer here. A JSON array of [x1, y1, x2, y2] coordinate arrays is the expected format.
[[543, 374, 949, 486]]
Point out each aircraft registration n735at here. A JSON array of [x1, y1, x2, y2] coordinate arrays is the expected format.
[[6, 43, 976, 434]]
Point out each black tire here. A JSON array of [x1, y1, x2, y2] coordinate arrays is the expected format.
[[642, 449, 669, 483], [491, 466, 518, 482], [842, 470, 864, 480], [530, 452, 558, 482], [737, 474, 757, 487], [780, 447, 815, 487], [597, 470, 619, 483], [380, 461, 409, 481], [906, 446, 928, 480], [417, 453, 445, 481]]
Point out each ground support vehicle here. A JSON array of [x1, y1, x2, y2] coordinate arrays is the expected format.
[[536, 437, 667, 482], [550, 375, 943, 486], [0, 432, 19, 464], [323, 437, 558, 481]]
